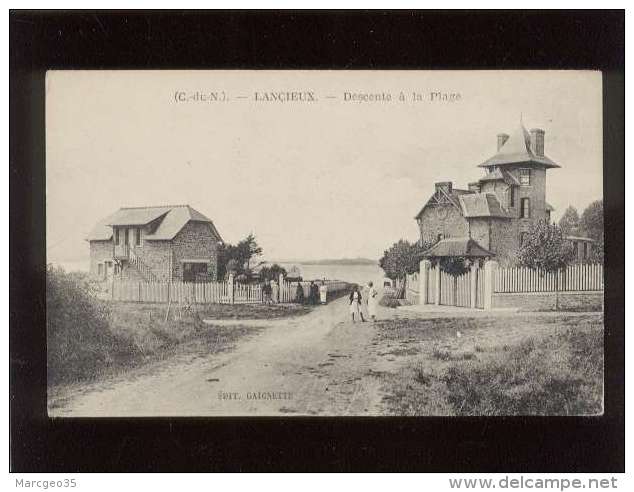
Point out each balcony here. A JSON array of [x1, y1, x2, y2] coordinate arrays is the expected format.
[[114, 243, 130, 259]]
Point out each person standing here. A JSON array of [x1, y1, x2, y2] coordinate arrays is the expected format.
[[309, 281, 319, 305], [319, 281, 328, 304], [262, 281, 272, 304], [366, 281, 378, 322], [271, 279, 279, 304], [295, 282, 305, 304], [349, 286, 365, 323]]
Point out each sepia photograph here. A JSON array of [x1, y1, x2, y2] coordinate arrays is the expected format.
[[45, 70, 605, 418]]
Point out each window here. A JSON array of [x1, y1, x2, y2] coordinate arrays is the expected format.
[[573, 242, 579, 257], [183, 262, 209, 283], [115, 228, 120, 245], [509, 186, 515, 207], [135, 228, 141, 246], [98, 263, 103, 276], [520, 232, 529, 246], [124, 228, 129, 245], [520, 198, 530, 218], [520, 168, 531, 186], [583, 242, 588, 259]]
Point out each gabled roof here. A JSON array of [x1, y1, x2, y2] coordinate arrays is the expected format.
[[414, 187, 473, 219], [87, 205, 223, 242], [479, 168, 521, 186], [478, 123, 560, 169], [421, 237, 494, 258], [459, 193, 512, 219], [106, 206, 172, 226], [86, 216, 113, 241]]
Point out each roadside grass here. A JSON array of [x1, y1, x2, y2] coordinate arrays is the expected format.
[[374, 314, 603, 416], [47, 268, 310, 388], [49, 299, 264, 388]]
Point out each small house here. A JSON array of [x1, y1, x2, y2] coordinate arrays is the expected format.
[[87, 204, 223, 282]]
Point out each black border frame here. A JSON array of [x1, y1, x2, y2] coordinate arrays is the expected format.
[[10, 10, 625, 472]]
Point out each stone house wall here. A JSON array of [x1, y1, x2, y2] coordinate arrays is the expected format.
[[171, 221, 220, 281], [137, 240, 173, 281], [89, 240, 113, 279], [417, 203, 469, 245]]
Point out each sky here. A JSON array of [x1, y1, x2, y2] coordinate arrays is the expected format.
[[46, 70, 602, 267]]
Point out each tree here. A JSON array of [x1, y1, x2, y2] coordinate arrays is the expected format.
[[224, 259, 239, 276], [518, 221, 575, 310], [259, 264, 287, 282], [217, 233, 263, 279], [518, 220, 575, 272], [558, 206, 580, 235], [379, 239, 430, 280], [235, 233, 263, 269], [580, 199, 604, 263], [437, 256, 472, 276]]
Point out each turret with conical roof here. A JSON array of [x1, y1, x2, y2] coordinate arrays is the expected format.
[[477, 121, 558, 226], [414, 119, 560, 265], [478, 122, 560, 170]]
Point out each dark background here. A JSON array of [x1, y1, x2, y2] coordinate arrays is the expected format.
[[10, 10, 624, 472]]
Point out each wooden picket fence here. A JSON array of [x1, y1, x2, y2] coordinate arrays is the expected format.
[[439, 269, 472, 308], [234, 283, 263, 303], [427, 266, 437, 304], [110, 279, 351, 304], [112, 280, 231, 304], [495, 263, 603, 293], [405, 272, 419, 303], [280, 280, 351, 303]]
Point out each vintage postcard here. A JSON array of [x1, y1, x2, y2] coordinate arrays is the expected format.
[[46, 70, 604, 417]]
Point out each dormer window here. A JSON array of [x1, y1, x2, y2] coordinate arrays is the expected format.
[[520, 168, 531, 186]]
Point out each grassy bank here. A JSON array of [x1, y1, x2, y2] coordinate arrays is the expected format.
[[373, 313, 603, 416], [47, 267, 311, 387]]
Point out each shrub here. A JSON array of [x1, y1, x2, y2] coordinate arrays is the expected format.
[[442, 329, 603, 415], [47, 265, 137, 385], [379, 295, 400, 309]]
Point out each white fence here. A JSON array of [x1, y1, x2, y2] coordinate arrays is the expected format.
[[110, 278, 351, 304], [495, 263, 603, 293], [414, 260, 603, 310], [112, 280, 231, 304], [281, 280, 351, 302]]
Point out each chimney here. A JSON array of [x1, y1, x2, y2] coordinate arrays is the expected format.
[[497, 133, 509, 151], [530, 128, 545, 156], [435, 181, 452, 194]]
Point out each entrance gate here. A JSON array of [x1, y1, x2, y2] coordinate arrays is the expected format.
[[426, 264, 484, 309]]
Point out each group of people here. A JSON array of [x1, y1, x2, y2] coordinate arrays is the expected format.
[[295, 280, 327, 305], [348, 281, 378, 323]]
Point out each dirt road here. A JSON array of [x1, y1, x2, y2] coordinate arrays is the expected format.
[[49, 296, 391, 417]]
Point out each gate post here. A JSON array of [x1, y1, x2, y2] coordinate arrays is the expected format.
[[435, 263, 441, 306], [470, 264, 478, 309], [228, 273, 235, 305], [419, 259, 431, 305], [483, 260, 498, 310]]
